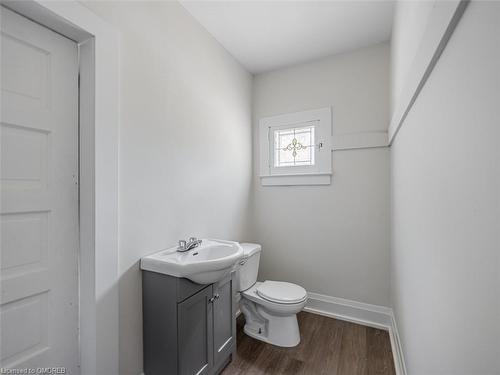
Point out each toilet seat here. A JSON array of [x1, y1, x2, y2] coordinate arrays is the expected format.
[[256, 281, 307, 304]]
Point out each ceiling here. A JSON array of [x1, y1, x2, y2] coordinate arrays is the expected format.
[[181, 1, 394, 74]]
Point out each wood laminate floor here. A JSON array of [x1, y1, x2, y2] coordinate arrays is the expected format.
[[222, 312, 396, 375]]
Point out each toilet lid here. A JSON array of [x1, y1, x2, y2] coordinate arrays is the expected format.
[[256, 281, 307, 304]]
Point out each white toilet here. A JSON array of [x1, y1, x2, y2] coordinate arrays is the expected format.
[[235, 243, 308, 347]]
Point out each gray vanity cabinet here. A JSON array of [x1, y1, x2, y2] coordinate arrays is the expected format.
[[142, 271, 235, 375], [212, 276, 234, 366], [178, 285, 213, 375]]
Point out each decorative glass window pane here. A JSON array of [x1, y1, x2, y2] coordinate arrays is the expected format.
[[274, 126, 315, 167]]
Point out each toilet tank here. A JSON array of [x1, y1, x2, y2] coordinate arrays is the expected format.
[[235, 243, 262, 292]]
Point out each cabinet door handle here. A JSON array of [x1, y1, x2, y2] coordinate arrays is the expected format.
[[208, 294, 220, 304]]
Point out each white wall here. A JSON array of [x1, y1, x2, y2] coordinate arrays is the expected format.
[[390, 1, 500, 374], [80, 2, 252, 374], [252, 43, 391, 306], [390, 0, 435, 111]]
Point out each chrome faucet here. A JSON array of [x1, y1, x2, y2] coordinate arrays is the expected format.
[[178, 237, 202, 252]]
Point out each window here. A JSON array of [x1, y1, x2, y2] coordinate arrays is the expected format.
[[259, 107, 332, 186], [274, 125, 316, 167]]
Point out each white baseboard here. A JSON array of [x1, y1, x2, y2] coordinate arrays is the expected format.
[[388, 314, 407, 375], [304, 292, 406, 375], [304, 292, 392, 330]]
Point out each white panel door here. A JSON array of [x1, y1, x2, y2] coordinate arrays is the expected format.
[[0, 7, 79, 373]]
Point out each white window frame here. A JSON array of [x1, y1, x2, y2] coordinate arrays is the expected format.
[[259, 107, 332, 186]]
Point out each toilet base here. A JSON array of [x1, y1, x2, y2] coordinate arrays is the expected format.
[[240, 298, 301, 347], [243, 313, 300, 347]]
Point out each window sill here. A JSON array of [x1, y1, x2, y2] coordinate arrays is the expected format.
[[260, 173, 331, 186]]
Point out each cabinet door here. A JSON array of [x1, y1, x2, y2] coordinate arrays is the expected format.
[[213, 275, 234, 365], [178, 285, 214, 375]]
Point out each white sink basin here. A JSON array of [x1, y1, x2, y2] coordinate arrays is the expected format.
[[140, 239, 244, 284]]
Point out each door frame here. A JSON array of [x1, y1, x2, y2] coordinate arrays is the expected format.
[[1, 1, 120, 374]]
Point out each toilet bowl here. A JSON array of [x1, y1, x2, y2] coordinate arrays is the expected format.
[[235, 243, 308, 347]]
